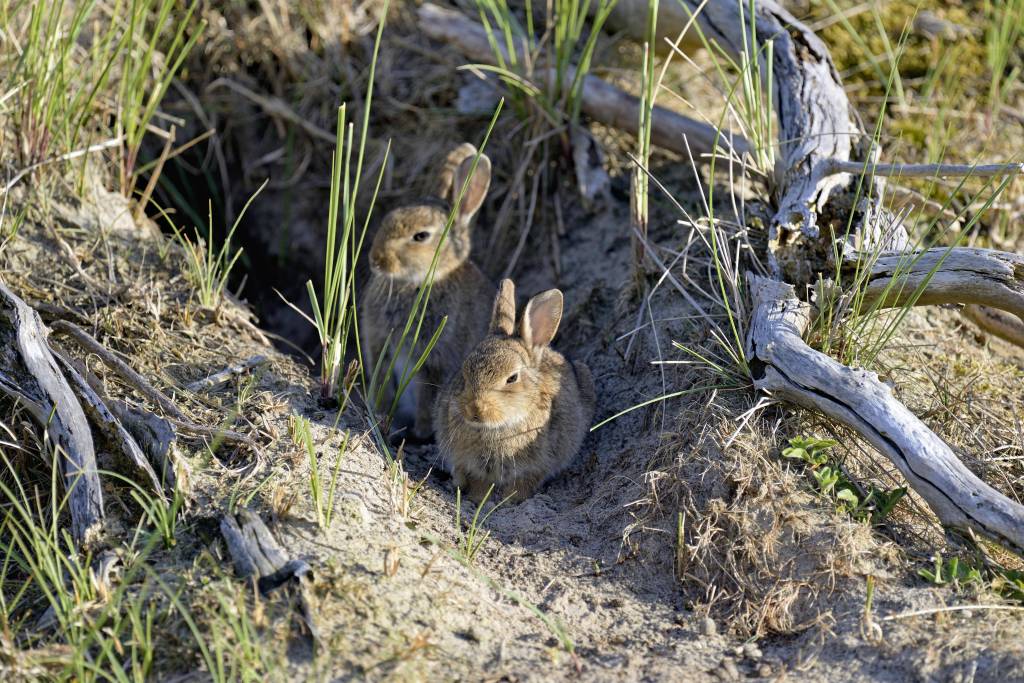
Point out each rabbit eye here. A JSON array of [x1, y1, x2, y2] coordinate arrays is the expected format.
[[412, 231, 431, 242], [506, 372, 519, 384]]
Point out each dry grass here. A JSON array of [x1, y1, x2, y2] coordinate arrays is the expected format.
[[1, 0, 1024, 678]]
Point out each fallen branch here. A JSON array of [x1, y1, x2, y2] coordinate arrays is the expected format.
[[186, 355, 268, 393], [51, 320, 186, 420], [609, 0, 862, 238], [0, 283, 103, 545], [822, 159, 1024, 179], [221, 507, 320, 642], [51, 320, 259, 451], [847, 248, 1024, 321], [418, 3, 746, 160], [962, 304, 1024, 348], [747, 274, 1024, 554], [54, 351, 166, 499]]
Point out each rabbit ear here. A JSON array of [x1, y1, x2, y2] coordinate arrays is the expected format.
[[490, 279, 516, 336], [434, 143, 475, 198], [521, 289, 563, 349], [451, 151, 491, 226]]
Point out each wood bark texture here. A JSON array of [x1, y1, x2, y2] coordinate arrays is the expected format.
[[850, 248, 1024, 321], [962, 304, 1024, 348], [747, 274, 1024, 554], [54, 352, 166, 498], [221, 507, 320, 641], [0, 282, 103, 545]]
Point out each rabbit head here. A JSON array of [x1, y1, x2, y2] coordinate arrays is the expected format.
[[453, 279, 564, 428], [368, 143, 491, 284]]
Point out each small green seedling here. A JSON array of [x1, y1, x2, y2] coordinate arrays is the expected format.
[[918, 554, 983, 588], [782, 436, 837, 468], [992, 570, 1024, 603], [782, 436, 905, 524], [454, 485, 512, 565]]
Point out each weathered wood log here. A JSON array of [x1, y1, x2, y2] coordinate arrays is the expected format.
[[53, 351, 166, 499], [418, 3, 747, 160], [747, 274, 1024, 554], [848, 248, 1024, 321], [962, 304, 1024, 349], [221, 507, 319, 641], [0, 283, 103, 545], [109, 400, 187, 494], [607, 0, 863, 245]]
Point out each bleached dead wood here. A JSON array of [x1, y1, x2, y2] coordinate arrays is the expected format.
[[221, 507, 320, 641], [962, 305, 1024, 348], [619, 0, 1024, 550], [418, 3, 746, 160], [607, 0, 862, 242], [747, 274, 1024, 554], [54, 352, 166, 499], [52, 320, 259, 451], [848, 248, 1024, 321], [186, 355, 268, 393], [0, 283, 103, 545], [821, 159, 1024, 179], [109, 400, 187, 494]]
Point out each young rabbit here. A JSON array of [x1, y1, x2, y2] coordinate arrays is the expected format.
[[360, 144, 494, 442], [435, 279, 596, 502]]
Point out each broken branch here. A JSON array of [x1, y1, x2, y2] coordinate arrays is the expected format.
[[0, 283, 103, 545], [822, 159, 1024, 179], [747, 273, 1024, 554]]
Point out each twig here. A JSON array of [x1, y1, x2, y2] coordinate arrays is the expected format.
[[206, 79, 335, 144], [186, 356, 269, 393], [134, 124, 176, 221], [50, 320, 258, 450], [821, 159, 1024, 179], [51, 320, 185, 419], [880, 604, 1024, 622], [3, 137, 123, 194]]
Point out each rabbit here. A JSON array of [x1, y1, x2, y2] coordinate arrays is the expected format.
[[360, 143, 495, 442], [435, 278, 596, 503]]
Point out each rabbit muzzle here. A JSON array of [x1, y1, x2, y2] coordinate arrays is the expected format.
[[369, 249, 399, 275], [458, 395, 507, 428]]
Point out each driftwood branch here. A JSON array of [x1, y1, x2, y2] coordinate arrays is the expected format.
[[747, 274, 1024, 554], [109, 400, 188, 494], [610, 0, 862, 238], [51, 320, 259, 451], [50, 320, 186, 420], [822, 159, 1024, 179], [221, 507, 320, 641], [54, 352, 166, 499], [962, 304, 1024, 348], [0, 283, 103, 545], [418, 3, 746, 160], [848, 248, 1024, 321], [186, 355, 268, 393]]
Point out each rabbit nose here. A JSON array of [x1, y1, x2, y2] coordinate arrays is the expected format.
[[370, 252, 392, 273], [461, 399, 481, 422]]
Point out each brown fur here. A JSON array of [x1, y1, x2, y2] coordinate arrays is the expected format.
[[435, 279, 596, 502], [360, 144, 494, 439]]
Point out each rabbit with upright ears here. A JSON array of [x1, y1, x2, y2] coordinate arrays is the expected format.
[[435, 279, 596, 502], [361, 143, 495, 441]]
